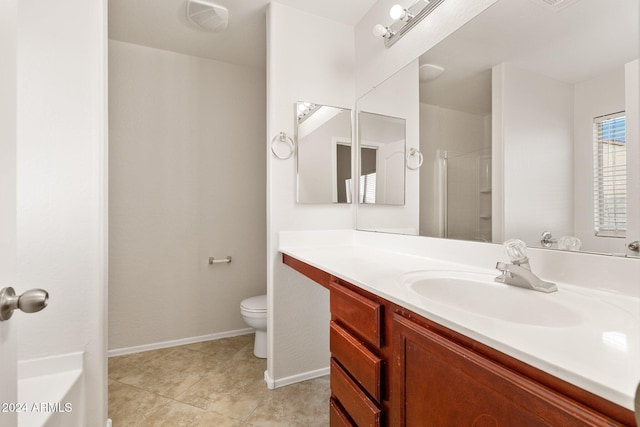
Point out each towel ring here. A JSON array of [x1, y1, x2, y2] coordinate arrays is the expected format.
[[271, 132, 295, 160], [406, 147, 423, 170]]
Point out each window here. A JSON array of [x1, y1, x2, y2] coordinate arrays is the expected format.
[[593, 112, 626, 237], [345, 173, 377, 203], [360, 173, 377, 204]]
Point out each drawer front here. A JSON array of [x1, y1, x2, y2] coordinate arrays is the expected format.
[[330, 397, 355, 427], [330, 321, 383, 402], [330, 281, 382, 348], [331, 359, 382, 427]]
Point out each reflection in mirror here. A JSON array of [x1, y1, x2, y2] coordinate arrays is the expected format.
[[358, 112, 406, 205], [357, 0, 639, 257], [296, 102, 353, 204]]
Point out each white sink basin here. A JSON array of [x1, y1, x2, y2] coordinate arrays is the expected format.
[[400, 270, 582, 327]]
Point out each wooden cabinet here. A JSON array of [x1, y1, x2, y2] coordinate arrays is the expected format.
[[282, 255, 637, 427], [329, 279, 385, 426], [391, 313, 627, 426]]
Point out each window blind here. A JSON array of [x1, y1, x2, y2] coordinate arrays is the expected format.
[[359, 172, 377, 204], [593, 112, 626, 237]]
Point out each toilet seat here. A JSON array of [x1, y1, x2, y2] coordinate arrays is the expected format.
[[240, 294, 266, 313]]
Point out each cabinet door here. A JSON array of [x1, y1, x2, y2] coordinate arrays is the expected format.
[[391, 314, 624, 427]]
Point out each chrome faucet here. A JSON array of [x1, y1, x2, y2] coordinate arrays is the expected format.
[[495, 239, 557, 293]]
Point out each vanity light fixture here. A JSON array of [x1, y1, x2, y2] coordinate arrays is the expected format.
[[389, 4, 414, 21], [297, 102, 318, 122], [372, 24, 395, 39], [374, 0, 445, 47]]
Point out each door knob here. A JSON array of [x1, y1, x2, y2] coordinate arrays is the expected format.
[[0, 287, 49, 321], [628, 241, 640, 252]]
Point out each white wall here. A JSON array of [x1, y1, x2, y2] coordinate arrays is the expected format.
[[493, 63, 574, 246], [357, 61, 420, 234], [354, 0, 496, 97], [109, 41, 266, 351], [16, 0, 107, 425], [574, 67, 626, 254], [267, 2, 354, 386]]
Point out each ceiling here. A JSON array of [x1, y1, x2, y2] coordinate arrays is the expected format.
[[108, 0, 377, 69]]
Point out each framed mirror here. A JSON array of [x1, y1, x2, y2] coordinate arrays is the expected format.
[[296, 102, 353, 204], [356, 0, 640, 257], [358, 111, 406, 205]]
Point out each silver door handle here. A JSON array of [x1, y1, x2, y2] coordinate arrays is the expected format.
[[628, 241, 640, 252], [0, 287, 49, 321]]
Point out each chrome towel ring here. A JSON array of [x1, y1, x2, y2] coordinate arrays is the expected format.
[[271, 132, 295, 160], [406, 147, 423, 170]]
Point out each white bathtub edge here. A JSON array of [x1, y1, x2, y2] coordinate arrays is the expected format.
[[18, 351, 84, 380], [17, 352, 85, 427]]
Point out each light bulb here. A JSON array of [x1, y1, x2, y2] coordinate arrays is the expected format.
[[372, 24, 390, 38], [389, 4, 405, 20]]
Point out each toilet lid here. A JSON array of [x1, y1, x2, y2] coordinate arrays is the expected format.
[[241, 294, 267, 312]]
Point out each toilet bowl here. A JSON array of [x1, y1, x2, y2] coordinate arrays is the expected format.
[[240, 294, 267, 358]]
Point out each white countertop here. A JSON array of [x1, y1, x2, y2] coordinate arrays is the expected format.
[[279, 239, 640, 412]]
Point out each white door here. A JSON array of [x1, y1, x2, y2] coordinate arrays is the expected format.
[[377, 140, 405, 205], [1, 2, 107, 426], [0, 0, 18, 425]]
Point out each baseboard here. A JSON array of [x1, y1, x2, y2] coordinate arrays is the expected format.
[[263, 366, 330, 390], [108, 328, 254, 357]]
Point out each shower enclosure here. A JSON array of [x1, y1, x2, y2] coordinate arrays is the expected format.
[[436, 148, 492, 242]]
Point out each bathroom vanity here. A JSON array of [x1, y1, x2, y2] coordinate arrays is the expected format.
[[279, 232, 639, 426]]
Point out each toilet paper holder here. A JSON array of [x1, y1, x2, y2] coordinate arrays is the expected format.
[[208, 256, 232, 264]]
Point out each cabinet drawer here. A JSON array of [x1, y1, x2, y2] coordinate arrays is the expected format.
[[330, 321, 383, 402], [331, 359, 382, 427], [330, 281, 382, 348], [330, 397, 355, 427]]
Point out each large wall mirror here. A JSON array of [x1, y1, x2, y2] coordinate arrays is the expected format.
[[356, 0, 640, 257], [296, 102, 353, 204]]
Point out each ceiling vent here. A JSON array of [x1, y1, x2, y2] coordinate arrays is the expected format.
[[529, 0, 580, 10], [186, 0, 229, 32]]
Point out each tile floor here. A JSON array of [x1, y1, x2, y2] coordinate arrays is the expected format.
[[108, 334, 330, 426]]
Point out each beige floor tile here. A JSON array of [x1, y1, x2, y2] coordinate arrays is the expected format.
[[108, 346, 178, 381], [108, 381, 172, 427], [175, 360, 269, 421], [142, 401, 242, 427], [244, 377, 330, 427], [109, 335, 329, 426], [112, 347, 223, 399], [116, 364, 203, 399]]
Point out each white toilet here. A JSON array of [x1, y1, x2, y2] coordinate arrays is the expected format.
[[240, 294, 267, 358]]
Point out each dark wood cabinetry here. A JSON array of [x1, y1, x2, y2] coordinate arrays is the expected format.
[[282, 254, 637, 427], [391, 313, 625, 426], [329, 280, 385, 426]]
